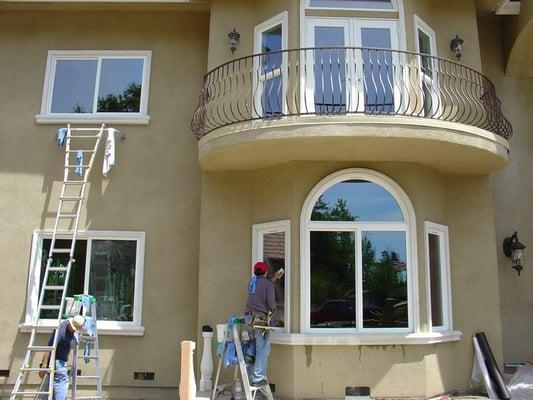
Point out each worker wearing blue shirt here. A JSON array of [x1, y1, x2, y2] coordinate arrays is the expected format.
[[39, 316, 85, 400]]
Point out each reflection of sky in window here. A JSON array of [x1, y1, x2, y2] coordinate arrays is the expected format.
[[97, 59, 143, 106], [262, 25, 282, 71], [309, 0, 394, 9], [51, 60, 97, 113], [363, 231, 406, 261], [318, 180, 404, 221]]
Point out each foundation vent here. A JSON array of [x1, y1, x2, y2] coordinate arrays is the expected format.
[[134, 372, 155, 381], [345, 386, 371, 400], [0, 370, 9, 378]]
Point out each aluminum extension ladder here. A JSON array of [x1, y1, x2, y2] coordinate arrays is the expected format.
[[212, 319, 275, 400], [10, 124, 105, 400]]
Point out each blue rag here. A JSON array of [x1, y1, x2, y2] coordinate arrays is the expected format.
[[223, 316, 240, 367], [57, 128, 67, 147], [248, 276, 258, 294], [76, 150, 83, 176]]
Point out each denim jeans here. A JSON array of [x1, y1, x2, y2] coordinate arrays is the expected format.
[[39, 360, 69, 400], [244, 315, 272, 383], [251, 327, 271, 382]]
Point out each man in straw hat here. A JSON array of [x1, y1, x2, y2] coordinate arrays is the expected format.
[[39, 315, 85, 400]]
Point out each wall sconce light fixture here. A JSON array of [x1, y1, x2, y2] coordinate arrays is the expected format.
[[228, 29, 240, 54], [503, 231, 526, 275], [450, 35, 464, 60]]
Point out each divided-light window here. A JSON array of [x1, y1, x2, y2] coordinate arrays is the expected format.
[[302, 170, 415, 333], [25, 231, 145, 332], [40, 51, 151, 120]]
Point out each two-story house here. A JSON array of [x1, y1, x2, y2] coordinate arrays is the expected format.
[[1, 0, 531, 399]]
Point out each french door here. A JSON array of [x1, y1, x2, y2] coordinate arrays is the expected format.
[[305, 18, 400, 114]]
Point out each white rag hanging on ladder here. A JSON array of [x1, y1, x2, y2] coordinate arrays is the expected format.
[[103, 128, 117, 177]]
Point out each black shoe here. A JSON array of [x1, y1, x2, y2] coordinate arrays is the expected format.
[[250, 379, 268, 387]]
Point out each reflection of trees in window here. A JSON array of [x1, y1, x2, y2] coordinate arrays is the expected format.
[[97, 82, 141, 113], [311, 198, 357, 308], [311, 196, 356, 221], [72, 103, 87, 113], [90, 240, 136, 321]]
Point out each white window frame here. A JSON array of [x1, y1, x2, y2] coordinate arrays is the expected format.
[[23, 230, 146, 336], [252, 220, 291, 334], [300, 168, 419, 335], [253, 11, 289, 118], [413, 15, 441, 117], [36, 50, 151, 125], [424, 221, 453, 332]]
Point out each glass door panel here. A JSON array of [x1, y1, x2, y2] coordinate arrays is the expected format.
[[354, 20, 399, 113], [306, 19, 351, 114]]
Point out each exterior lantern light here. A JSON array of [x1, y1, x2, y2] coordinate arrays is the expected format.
[[503, 231, 526, 275], [228, 29, 240, 54], [450, 35, 464, 60]]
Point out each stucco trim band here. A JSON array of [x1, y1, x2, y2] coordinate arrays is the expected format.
[[35, 114, 151, 125], [271, 330, 462, 345]]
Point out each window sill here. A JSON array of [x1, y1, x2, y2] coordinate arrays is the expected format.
[[19, 323, 145, 336], [271, 330, 462, 346], [35, 114, 150, 125]]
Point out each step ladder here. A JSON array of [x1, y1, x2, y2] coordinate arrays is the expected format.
[[10, 124, 105, 400], [212, 319, 274, 400], [69, 295, 103, 400]]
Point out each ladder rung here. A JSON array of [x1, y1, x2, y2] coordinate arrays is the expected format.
[[78, 355, 99, 359], [20, 367, 52, 372], [69, 134, 100, 138], [11, 391, 51, 396], [28, 346, 54, 351], [77, 375, 99, 379], [49, 267, 68, 272], [66, 150, 95, 154], [43, 285, 65, 291], [59, 196, 84, 201], [75, 397, 103, 400], [40, 305, 61, 310], [51, 248, 72, 253], [66, 164, 91, 168], [64, 181, 85, 185], [58, 214, 78, 218]]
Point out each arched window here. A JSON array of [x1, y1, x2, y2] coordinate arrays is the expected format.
[[301, 169, 418, 333]]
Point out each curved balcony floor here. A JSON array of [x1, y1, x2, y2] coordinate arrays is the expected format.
[[198, 115, 509, 174]]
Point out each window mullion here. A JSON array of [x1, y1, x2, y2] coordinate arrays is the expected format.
[[355, 228, 363, 332], [92, 57, 103, 113]]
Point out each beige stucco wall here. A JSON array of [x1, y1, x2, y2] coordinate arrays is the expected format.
[[197, 161, 504, 398], [0, 7, 208, 399], [206, 0, 484, 76], [478, 15, 533, 364]]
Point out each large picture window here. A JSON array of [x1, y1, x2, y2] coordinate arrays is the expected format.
[[37, 51, 151, 124], [25, 230, 145, 334], [301, 169, 416, 333]]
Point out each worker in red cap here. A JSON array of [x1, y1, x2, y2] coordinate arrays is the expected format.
[[244, 261, 284, 386]]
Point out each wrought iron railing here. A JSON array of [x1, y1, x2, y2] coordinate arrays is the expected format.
[[191, 47, 512, 139]]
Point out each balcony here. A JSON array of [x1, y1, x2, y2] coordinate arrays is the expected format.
[[191, 47, 512, 173]]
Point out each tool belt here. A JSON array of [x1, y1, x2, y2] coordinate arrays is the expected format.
[[249, 311, 269, 328]]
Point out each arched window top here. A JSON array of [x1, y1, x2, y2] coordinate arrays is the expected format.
[[307, 0, 396, 11], [311, 179, 404, 222], [303, 169, 414, 224]]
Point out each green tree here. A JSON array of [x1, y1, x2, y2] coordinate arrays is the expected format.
[[97, 82, 141, 112]]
